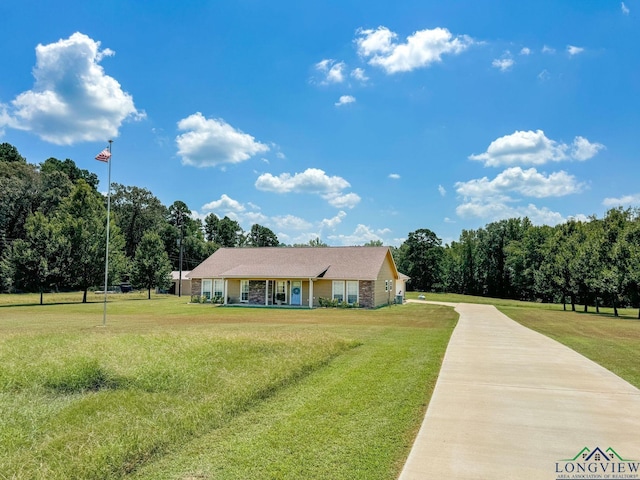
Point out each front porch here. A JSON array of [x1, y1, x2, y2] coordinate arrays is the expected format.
[[245, 279, 313, 307], [193, 278, 319, 308], [193, 277, 372, 308]]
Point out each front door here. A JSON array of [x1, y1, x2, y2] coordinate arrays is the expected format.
[[290, 281, 302, 306]]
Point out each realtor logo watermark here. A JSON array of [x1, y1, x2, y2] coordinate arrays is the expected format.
[[555, 447, 639, 479]]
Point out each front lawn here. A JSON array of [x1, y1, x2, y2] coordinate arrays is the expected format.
[[0, 294, 457, 479]]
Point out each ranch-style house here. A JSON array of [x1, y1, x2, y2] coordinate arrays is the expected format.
[[187, 246, 406, 308]]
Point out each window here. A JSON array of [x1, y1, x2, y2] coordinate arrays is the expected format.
[[385, 280, 389, 292], [276, 281, 286, 303], [213, 279, 224, 299], [202, 279, 212, 301], [346, 281, 358, 304], [332, 281, 345, 302], [241, 280, 249, 302]]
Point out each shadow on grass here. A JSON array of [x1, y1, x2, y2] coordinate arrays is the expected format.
[[573, 309, 640, 321], [0, 296, 171, 308]]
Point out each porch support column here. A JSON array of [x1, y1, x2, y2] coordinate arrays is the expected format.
[[265, 280, 269, 306], [224, 279, 228, 305], [308, 279, 314, 308]]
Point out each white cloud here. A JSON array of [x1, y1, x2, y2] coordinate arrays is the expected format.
[[201, 194, 246, 212], [389, 173, 401, 180], [469, 130, 604, 167], [567, 45, 584, 56], [456, 201, 566, 225], [355, 26, 396, 57], [335, 95, 356, 107], [320, 210, 347, 229], [327, 224, 387, 245], [255, 168, 360, 208], [195, 196, 314, 234], [538, 69, 551, 81], [355, 26, 474, 74], [4, 32, 143, 145], [438, 185, 447, 196], [315, 59, 346, 84], [455, 167, 584, 199], [351, 67, 369, 82], [492, 57, 514, 72], [542, 45, 556, 54], [271, 214, 313, 230], [602, 193, 640, 207], [571, 136, 605, 160], [255, 168, 350, 194], [326, 192, 361, 209], [622, 2, 630, 15], [176, 112, 269, 167], [520, 47, 532, 55], [0, 104, 9, 136]]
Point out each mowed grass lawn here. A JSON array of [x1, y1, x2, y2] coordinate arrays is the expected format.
[[0, 293, 457, 480]]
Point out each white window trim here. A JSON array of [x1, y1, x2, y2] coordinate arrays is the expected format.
[[202, 279, 212, 301], [346, 280, 358, 305], [276, 280, 287, 303], [213, 279, 224, 300], [240, 280, 249, 303], [332, 280, 345, 303]]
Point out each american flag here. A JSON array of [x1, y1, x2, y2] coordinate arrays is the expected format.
[[95, 148, 111, 162]]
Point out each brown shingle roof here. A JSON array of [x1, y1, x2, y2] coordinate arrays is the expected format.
[[188, 246, 398, 280]]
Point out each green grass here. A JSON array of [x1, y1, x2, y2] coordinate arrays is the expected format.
[[407, 291, 564, 309], [499, 305, 640, 389], [409, 291, 640, 318], [0, 294, 457, 479]]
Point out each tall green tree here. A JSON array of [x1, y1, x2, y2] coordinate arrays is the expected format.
[[399, 228, 444, 292], [247, 223, 279, 247], [111, 184, 168, 258], [165, 201, 213, 270], [216, 216, 244, 247], [204, 213, 219, 243], [476, 218, 529, 298], [11, 212, 68, 304], [441, 241, 464, 293], [40, 157, 99, 190], [538, 221, 581, 310], [0, 142, 26, 163], [38, 169, 74, 217], [624, 213, 640, 318], [601, 208, 632, 316], [131, 231, 172, 299], [58, 180, 126, 302], [0, 155, 40, 247]]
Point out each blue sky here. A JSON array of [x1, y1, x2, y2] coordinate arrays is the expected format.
[[1, 1, 638, 246]]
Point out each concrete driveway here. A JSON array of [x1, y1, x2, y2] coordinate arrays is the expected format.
[[399, 302, 640, 479]]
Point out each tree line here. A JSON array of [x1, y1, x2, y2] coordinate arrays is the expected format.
[[2, 141, 639, 315], [0, 143, 282, 302], [392, 212, 640, 317]]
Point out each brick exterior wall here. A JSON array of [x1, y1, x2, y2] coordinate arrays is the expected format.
[[191, 279, 202, 297], [359, 280, 375, 308], [248, 280, 267, 305]]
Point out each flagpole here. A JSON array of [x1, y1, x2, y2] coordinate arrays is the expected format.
[[103, 140, 113, 327]]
